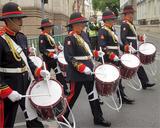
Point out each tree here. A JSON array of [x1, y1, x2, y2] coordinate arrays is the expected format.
[[92, 0, 120, 16]]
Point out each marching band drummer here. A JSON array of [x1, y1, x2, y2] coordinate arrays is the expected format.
[[98, 9, 135, 104], [0, 2, 51, 128], [120, 5, 155, 90], [63, 12, 111, 127], [38, 18, 69, 95]]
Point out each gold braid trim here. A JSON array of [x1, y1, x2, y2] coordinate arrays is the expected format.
[[45, 33, 56, 47], [5, 34, 21, 61], [126, 21, 137, 35], [103, 26, 118, 43]]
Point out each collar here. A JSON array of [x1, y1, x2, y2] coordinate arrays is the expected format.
[[5, 26, 16, 36], [41, 31, 49, 35]]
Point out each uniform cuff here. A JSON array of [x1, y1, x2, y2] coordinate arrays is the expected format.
[[124, 44, 129, 52], [0, 85, 12, 99], [93, 50, 99, 58], [35, 67, 42, 77], [109, 52, 116, 61], [77, 63, 86, 73]]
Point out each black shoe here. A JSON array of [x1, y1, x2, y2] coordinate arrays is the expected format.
[[122, 97, 135, 104], [94, 118, 111, 127], [26, 118, 44, 128], [99, 99, 104, 105], [143, 82, 155, 90]]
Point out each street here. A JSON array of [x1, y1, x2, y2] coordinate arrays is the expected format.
[[15, 32, 160, 128]]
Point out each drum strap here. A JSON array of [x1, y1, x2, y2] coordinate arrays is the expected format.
[[88, 82, 98, 101]]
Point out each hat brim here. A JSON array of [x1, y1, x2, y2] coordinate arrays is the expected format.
[[120, 10, 135, 14], [66, 19, 88, 27], [0, 14, 27, 21], [38, 24, 54, 29], [102, 17, 117, 21]]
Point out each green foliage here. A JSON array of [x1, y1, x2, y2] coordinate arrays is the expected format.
[[92, 0, 120, 16]]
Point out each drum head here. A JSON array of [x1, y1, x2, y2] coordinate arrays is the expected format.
[[121, 54, 140, 68], [29, 56, 42, 68], [139, 43, 156, 55], [30, 80, 62, 107], [58, 52, 67, 65], [95, 64, 120, 83]]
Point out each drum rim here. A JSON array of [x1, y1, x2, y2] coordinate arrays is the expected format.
[[120, 53, 141, 68], [139, 42, 156, 55], [57, 51, 68, 64], [94, 63, 120, 84], [29, 55, 43, 67], [29, 78, 65, 109]]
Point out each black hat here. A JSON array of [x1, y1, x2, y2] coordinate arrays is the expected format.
[[38, 18, 54, 29], [102, 10, 117, 21], [122, 5, 135, 14], [66, 12, 88, 27], [0, 2, 27, 21]]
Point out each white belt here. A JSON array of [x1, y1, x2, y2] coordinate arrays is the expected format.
[[74, 56, 91, 60], [0, 66, 28, 73], [107, 46, 119, 50], [47, 49, 56, 52], [126, 36, 137, 40]]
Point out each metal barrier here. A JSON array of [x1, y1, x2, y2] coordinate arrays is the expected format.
[[27, 34, 67, 54]]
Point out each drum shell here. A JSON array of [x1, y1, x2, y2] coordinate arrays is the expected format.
[[94, 64, 120, 96], [120, 64, 139, 79], [120, 54, 140, 79], [29, 79, 67, 120], [139, 52, 156, 65]]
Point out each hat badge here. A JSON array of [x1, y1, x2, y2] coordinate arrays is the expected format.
[[18, 6, 22, 11]]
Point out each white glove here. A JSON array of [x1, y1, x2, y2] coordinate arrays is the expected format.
[[113, 55, 119, 62], [8, 91, 22, 102], [40, 70, 50, 79], [98, 51, 105, 58], [58, 45, 64, 51], [83, 66, 92, 75], [129, 46, 136, 54], [29, 47, 36, 53]]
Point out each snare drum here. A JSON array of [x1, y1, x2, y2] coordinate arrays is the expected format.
[[94, 64, 120, 96], [57, 52, 68, 73], [29, 56, 43, 68], [29, 79, 66, 120], [120, 54, 140, 79], [139, 43, 156, 64]]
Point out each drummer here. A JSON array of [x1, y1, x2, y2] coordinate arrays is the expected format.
[[98, 9, 135, 104], [0, 2, 51, 127], [120, 5, 155, 89], [64, 12, 111, 127], [38, 18, 69, 95]]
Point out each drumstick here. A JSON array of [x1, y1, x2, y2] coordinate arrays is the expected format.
[[43, 62, 52, 96], [100, 47, 105, 64], [21, 94, 50, 98], [31, 43, 37, 57]]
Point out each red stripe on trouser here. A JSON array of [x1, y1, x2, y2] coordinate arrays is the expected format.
[[67, 81, 75, 103], [0, 100, 4, 128]]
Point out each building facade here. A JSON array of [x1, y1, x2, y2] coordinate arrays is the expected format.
[[120, 0, 137, 23], [137, 0, 160, 25], [0, 0, 93, 37]]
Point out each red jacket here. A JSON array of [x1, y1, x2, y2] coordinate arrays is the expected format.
[[0, 85, 12, 128]]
